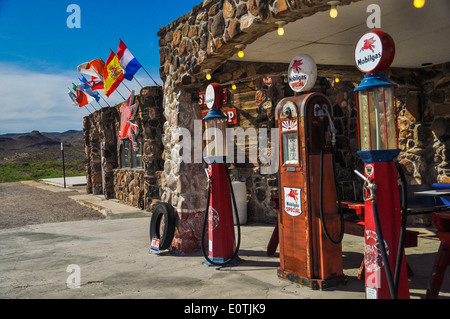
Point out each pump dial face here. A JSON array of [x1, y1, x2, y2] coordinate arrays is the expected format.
[[281, 102, 297, 119]]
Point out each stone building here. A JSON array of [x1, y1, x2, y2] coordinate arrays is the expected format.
[[84, 0, 450, 254]]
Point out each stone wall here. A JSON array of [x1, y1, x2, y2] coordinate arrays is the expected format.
[[83, 86, 164, 212], [396, 63, 450, 186], [157, 0, 361, 88], [83, 107, 119, 196]]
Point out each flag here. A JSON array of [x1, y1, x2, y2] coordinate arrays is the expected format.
[[118, 90, 139, 151], [72, 82, 95, 107], [86, 76, 104, 90], [78, 59, 105, 81], [75, 89, 94, 107], [68, 90, 78, 106], [79, 76, 101, 102], [103, 50, 124, 97], [117, 39, 142, 81]]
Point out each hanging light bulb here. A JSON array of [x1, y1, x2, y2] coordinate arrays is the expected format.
[[328, 1, 340, 18], [231, 84, 237, 90], [413, 0, 425, 8], [204, 69, 212, 80], [276, 21, 286, 36], [334, 76, 340, 84], [236, 45, 245, 58]]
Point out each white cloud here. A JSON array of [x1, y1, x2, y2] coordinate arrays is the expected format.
[[0, 63, 157, 134]]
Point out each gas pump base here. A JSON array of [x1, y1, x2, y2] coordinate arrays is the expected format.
[[277, 268, 347, 290], [202, 256, 243, 267]]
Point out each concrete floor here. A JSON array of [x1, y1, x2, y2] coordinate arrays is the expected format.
[[0, 177, 448, 303]]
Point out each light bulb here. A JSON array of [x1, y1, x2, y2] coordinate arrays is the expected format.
[[276, 21, 286, 36], [277, 26, 285, 36], [334, 77, 340, 83], [330, 6, 338, 18], [238, 50, 244, 58], [231, 84, 237, 90], [206, 73, 212, 80], [413, 0, 425, 8]]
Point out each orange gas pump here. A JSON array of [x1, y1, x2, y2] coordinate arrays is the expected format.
[[274, 54, 345, 289]]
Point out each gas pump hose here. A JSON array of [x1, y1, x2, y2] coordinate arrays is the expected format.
[[201, 164, 242, 267], [319, 118, 345, 245]]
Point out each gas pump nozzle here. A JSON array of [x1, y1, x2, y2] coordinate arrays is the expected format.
[[314, 104, 337, 147]]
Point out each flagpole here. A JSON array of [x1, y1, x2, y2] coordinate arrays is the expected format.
[[121, 81, 132, 93], [100, 94, 111, 106], [133, 77, 143, 88], [115, 89, 126, 100], [90, 102, 98, 111], [140, 65, 160, 86], [84, 105, 93, 114]]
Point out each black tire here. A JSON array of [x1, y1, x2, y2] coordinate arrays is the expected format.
[[150, 202, 176, 251]]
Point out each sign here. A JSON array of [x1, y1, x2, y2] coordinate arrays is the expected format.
[[283, 187, 302, 217], [150, 238, 160, 253], [281, 120, 298, 132], [288, 54, 317, 93], [199, 85, 228, 109], [354, 30, 395, 73], [202, 108, 237, 125]]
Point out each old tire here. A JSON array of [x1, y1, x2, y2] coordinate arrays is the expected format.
[[150, 202, 176, 251]]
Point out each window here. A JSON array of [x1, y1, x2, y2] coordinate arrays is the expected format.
[[120, 138, 142, 169]]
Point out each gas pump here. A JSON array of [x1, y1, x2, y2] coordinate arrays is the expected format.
[[353, 30, 410, 299], [201, 83, 241, 267], [275, 54, 345, 289]]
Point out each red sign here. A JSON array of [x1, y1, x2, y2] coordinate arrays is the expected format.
[[202, 108, 237, 125], [199, 88, 228, 108]]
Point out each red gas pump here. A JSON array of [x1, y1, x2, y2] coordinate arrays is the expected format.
[[201, 83, 241, 267], [353, 30, 410, 299]]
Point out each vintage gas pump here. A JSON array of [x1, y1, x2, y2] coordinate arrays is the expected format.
[[275, 54, 345, 289], [353, 30, 410, 299], [201, 83, 241, 266]]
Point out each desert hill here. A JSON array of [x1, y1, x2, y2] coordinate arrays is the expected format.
[[0, 130, 84, 163]]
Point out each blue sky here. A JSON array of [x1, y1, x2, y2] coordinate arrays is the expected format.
[[0, 0, 201, 134]]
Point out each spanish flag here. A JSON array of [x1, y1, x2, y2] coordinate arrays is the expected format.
[[103, 50, 124, 97]]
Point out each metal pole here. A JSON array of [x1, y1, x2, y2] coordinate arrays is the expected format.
[[61, 143, 66, 188]]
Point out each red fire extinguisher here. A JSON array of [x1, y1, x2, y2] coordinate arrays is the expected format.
[[201, 83, 241, 267]]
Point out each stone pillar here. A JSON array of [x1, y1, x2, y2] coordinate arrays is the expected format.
[[140, 87, 165, 212], [161, 83, 207, 254], [83, 116, 92, 194], [99, 107, 119, 199]]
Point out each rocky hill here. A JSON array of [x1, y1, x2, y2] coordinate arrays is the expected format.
[[0, 130, 84, 163]]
